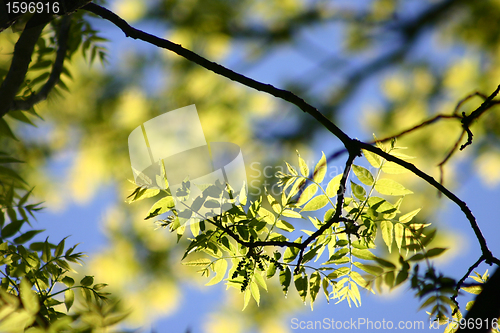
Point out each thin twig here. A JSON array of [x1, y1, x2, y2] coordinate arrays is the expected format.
[[358, 142, 493, 263], [451, 255, 485, 312], [295, 152, 357, 273], [460, 85, 500, 150]]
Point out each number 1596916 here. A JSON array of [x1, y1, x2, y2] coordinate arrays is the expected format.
[[6, 2, 60, 14]]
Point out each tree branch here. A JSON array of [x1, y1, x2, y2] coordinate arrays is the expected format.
[[460, 85, 500, 151], [0, 14, 51, 118], [358, 142, 493, 264], [82, 3, 358, 153], [10, 16, 72, 112], [295, 152, 358, 273]]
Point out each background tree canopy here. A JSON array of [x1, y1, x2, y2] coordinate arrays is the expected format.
[[2, 0, 500, 332]]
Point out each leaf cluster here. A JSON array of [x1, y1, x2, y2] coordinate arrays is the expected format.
[[130, 141, 457, 314], [0, 151, 126, 332]]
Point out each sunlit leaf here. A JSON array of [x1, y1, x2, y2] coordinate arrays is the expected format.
[[309, 271, 321, 309], [380, 220, 393, 252], [145, 196, 175, 219], [394, 223, 404, 251], [206, 259, 228, 286], [326, 174, 342, 197], [276, 220, 295, 232], [313, 152, 327, 183], [297, 152, 309, 177], [301, 195, 329, 212], [297, 183, 318, 206], [250, 280, 260, 305], [362, 149, 382, 168], [375, 179, 413, 196], [350, 181, 366, 201], [64, 289, 74, 311], [399, 208, 421, 223], [352, 165, 374, 186]]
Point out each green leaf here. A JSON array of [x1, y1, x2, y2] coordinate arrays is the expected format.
[[280, 267, 292, 296], [399, 208, 421, 223], [380, 220, 393, 252], [385, 271, 395, 288], [284, 245, 300, 263], [183, 257, 210, 268], [64, 289, 74, 311], [267, 193, 281, 214], [190, 219, 200, 237], [239, 181, 247, 206], [297, 152, 309, 177], [394, 223, 404, 251], [462, 285, 482, 295], [353, 262, 384, 276], [351, 248, 376, 260], [309, 271, 321, 309], [20, 279, 39, 314], [55, 237, 67, 257], [206, 259, 228, 286], [395, 267, 409, 286], [294, 273, 308, 302], [322, 278, 330, 303], [145, 196, 175, 219], [313, 152, 327, 183], [258, 207, 275, 224], [1, 220, 23, 238], [281, 209, 302, 218], [302, 246, 321, 264], [362, 149, 382, 168], [267, 262, 277, 279], [375, 179, 413, 196], [8, 110, 35, 126], [425, 247, 447, 258], [0, 118, 18, 140], [14, 230, 45, 244], [254, 272, 268, 291], [408, 253, 425, 262], [349, 280, 361, 306], [350, 271, 368, 289], [80, 276, 94, 287], [250, 280, 260, 306], [297, 184, 318, 206], [368, 197, 396, 213], [373, 257, 396, 269], [275, 220, 295, 232], [350, 181, 366, 201], [418, 295, 437, 311], [288, 177, 305, 198], [301, 195, 329, 212], [62, 276, 74, 287], [243, 288, 251, 310], [352, 165, 374, 186], [126, 187, 160, 203], [285, 161, 298, 176], [326, 174, 342, 197], [381, 161, 409, 174]]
